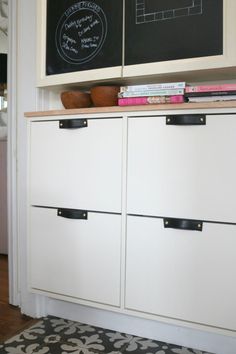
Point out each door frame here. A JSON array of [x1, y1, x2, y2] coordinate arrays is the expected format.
[[7, 0, 20, 306]]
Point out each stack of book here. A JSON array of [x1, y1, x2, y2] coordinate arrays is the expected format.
[[118, 82, 186, 106], [185, 83, 236, 102]]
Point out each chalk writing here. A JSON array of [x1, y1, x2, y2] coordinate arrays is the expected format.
[[55, 1, 107, 64], [64, 15, 93, 30], [80, 36, 100, 49], [62, 43, 79, 54], [64, 2, 101, 17], [62, 34, 76, 45]]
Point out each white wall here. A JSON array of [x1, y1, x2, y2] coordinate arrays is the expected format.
[[16, 0, 42, 316], [0, 7, 8, 255], [0, 140, 7, 254]]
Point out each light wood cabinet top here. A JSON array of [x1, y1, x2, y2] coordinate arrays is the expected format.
[[25, 101, 236, 118]]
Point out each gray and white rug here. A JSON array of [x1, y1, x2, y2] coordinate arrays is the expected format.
[[0, 316, 213, 354]]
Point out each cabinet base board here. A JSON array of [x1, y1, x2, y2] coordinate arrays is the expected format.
[[44, 297, 236, 354]]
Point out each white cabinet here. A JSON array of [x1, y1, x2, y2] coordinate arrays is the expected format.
[[30, 117, 123, 213], [125, 109, 236, 332], [27, 105, 236, 335], [28, 115, 123, 308], [125, 215, 236, 330], [30, 207, 121, 306], [127, 114, 236, 223]]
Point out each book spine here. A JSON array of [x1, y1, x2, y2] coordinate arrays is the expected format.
[[118, 95, 185, 106], [120, 82, 186, 92], [185, 84, 236, 93], [185, 90, 236, 97], [188, 95, 236, 102], [118, 88, 184, 98]]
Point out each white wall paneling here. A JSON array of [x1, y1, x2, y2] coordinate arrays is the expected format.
[[7, 0, 19, 306], [0, 139, 7, 254], [13, 0, 46, 315]]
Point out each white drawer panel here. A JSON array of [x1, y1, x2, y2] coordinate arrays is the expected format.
[[30, 118, 122, 212], [29, 207, 121, 307], [125, 215, 236, 330], [127, 115, 236, 223]]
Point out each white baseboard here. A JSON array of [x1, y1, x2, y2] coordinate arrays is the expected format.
[[45, 298, 236, 354]]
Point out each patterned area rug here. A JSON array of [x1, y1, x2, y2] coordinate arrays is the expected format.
[[0, 316, 213, 354]]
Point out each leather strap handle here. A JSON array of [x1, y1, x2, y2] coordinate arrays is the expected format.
[[59, 119, 88, 129], [166, 115, 206, 125], [57, 208, 88, 220], [163, 217, 203, 231]]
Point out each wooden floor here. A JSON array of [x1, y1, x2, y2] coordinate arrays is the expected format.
[[0, 255, 36, 343]]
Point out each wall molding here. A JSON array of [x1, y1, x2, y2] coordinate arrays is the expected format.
[[7, 0, 20, 306]]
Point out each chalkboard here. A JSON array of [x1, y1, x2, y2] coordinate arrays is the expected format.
[[125, 0, 223, 65], [46, 0, 123, 75]]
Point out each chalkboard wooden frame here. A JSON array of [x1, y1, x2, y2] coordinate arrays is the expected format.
[[123, 0, 236, 80], [37, 0, 236, 87], [36, 0, 123, 87]]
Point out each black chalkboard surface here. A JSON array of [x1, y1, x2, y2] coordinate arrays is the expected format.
[[125, 0, 223, 65], [46, 0, 123, 75]]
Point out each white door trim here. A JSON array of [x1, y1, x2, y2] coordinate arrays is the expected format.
[[7, 0, 20, 306]]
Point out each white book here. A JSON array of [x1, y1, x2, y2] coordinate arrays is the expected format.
[[120, 82, 186, 93], [118, 88, 185, 98]]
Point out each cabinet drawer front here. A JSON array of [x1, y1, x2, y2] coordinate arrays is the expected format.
[[30, 118, 122, 212], [125, 215, 236, 330], [127, 115, 236, 223], [29, 207, 121, 307]]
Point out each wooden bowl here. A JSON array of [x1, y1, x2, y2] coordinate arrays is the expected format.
[[90, 86, 120, 107], [61, 91, 92, 109]]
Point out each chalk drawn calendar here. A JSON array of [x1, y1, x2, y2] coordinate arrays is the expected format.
[[125, 0, 223, 66], [136, 0, 203, 24]]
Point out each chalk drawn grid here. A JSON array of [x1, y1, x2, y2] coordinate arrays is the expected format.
[[136, 0, 203, 24]]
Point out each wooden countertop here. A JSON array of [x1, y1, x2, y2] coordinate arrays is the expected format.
[[25, 101, 236, 117]]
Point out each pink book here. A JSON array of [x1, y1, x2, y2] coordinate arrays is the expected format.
[[185, 83, 236, 93], [118, 95, 185, 106]]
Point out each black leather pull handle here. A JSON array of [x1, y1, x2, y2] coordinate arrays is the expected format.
[[166, 115, 206, 125], [59, 119, 88, 129], [163, 218, 203, 231], [57, 208, 88, 219]]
